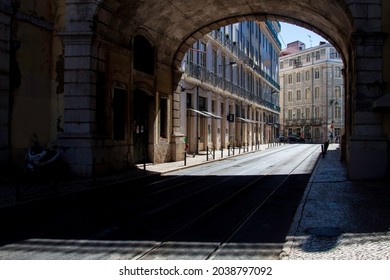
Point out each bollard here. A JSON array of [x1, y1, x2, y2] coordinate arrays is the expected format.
[[184, 152, 187, 166]]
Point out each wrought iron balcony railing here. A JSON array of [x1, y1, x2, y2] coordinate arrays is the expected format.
[[184, 62, 280, 112]]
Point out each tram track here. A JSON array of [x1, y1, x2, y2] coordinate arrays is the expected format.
[[131, 144, 320, 259], [88, 144, 313, 222], [0, 144, 320, 259]]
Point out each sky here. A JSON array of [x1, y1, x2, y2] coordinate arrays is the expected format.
[[278, 22, 328, 49]]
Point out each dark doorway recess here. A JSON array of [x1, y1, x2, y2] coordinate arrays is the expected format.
[[133, 89, 151, 163]]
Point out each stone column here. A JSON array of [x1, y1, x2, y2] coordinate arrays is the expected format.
[[59, 33, 99, 176], [171, 74, 185, 161], [0, 4, 11, 167], [347, 32, 388, 179], [58, 1, 103, 176]]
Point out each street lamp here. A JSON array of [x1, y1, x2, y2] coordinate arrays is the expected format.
[[219, 61, 237, 77], [329, 99, 339, 142]]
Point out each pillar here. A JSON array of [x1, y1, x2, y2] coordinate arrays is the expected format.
[[347, 32, 388, 179], [59, 33, 100, 176], [0, 4, 11, 167], [171, 70, 185, 161]]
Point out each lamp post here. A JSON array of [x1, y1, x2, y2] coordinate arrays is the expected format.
[[219, 61, 237, 147], [219, 61, 237, 81], [329, 99, 338, 142]]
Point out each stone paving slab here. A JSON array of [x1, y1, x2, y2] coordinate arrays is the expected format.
[[281, 144, 390, 260]]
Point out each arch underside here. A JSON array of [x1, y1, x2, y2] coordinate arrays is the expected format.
[[94, 0, 353, 68]]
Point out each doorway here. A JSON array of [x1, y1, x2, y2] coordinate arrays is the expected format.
[[133, 90, 151, 163]]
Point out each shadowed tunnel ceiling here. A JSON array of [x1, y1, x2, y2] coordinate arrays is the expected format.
[[94, 0, 354, 67]]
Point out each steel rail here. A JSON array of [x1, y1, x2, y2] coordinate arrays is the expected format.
[[133, 145, 320, 259]]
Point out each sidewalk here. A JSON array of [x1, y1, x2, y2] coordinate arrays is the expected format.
[[281, 144, 390, 260], [135, 143, 272, 173]]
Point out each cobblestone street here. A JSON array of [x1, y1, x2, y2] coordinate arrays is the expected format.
[[282, 145, 390, 260]]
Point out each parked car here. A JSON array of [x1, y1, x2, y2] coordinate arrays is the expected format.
[[287, 134, 305, 143], [278, 135, 288, 142]]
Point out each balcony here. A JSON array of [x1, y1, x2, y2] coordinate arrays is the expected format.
[[184, 62, 280, 112], [208, 30, 280, 91]]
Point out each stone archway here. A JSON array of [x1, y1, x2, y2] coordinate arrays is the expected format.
[[60, 0, 387, 179]]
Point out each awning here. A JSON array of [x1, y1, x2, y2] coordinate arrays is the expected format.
[[187, 108, 222, 119], [237, 117, 257, 123], [188, 108, 211, 117], [201, 111, 222, 119]]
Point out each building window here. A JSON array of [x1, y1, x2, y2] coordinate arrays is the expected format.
[[288, 74, 293, 84], [297, 108, 301, 119], [199, 96, 206, 111], [305, 88, 311, 100], [315, 51, 320, 60], [134, 35, 155, 75], [335, 105, 341, 119], [288, 90, 293, 102], [186, 93, 192, 108], [212, 50, 217, 74], [235, 66, 239, 85], [160, 98, 167, 138], [188, 49, 194, 64], [296, 89, 302, 101], [288, 109, 293, 120], [305, 70, 311, 81], [280, 61, 284, 69], [335, 67, 341, 78], [330, 48, 340, 59], [221, 56, 226, 79], [315, 68, 320, 79], [314, 107, 320, 118], [335, 86, 341, 98], [296, 72, 301, 83], [305, 107, 310, 119], [314, 87, 320, 99], [199, 42, 206, 67], [306, 54, 311, 63]]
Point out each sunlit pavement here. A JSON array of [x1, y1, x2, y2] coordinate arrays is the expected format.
[[281, 144, 390, 260]]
